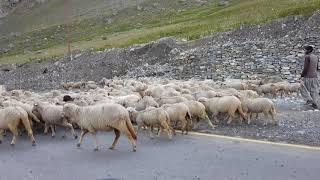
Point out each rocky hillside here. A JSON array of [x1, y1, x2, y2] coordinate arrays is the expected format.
[[0, 0, 48, 18], [1, 0, 319, 64], [1, 11, 319, 91]]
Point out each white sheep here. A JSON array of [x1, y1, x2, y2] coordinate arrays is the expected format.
[[62, 103, 137, 152], [0, 106, 36, 146], [157, 96, 187, 106], [32, 102, 77, 139], [161, 103, 191, 135], [182, 100, 216, 129], [241, 98, 277, 125], [1, 100, 41, 126], [198, 96, 247, 124], [135, 96, 159, 111], [127, 107, 173, 139], [193, 90, 220, 100], [238, 90, 259, 99], [182, 94, 196, 101]]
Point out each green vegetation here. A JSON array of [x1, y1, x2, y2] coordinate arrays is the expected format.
[[0, 0, 320, 64]]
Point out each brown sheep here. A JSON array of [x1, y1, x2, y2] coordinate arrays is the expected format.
[[0, 106, 36, 146]]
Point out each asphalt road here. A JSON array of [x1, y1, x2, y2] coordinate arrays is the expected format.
[[0, 130, 319, 180]]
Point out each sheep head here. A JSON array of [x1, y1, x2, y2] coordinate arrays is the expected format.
[[62, 103, 80, 124], [126, 107, 138, 123], [133, 84, 148, 98], [197, 97, 208, 103], [32, 103, 43, 114]]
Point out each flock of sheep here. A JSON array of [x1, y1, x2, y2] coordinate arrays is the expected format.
[[0, 77, 301, 152]]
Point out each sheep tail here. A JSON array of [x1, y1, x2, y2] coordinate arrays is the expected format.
[[186, 110, 192, 126], [125, 118, 137, 140], [28, 111, 41, 123], [237, 105, 246, 119], [166, 112, 176, 136], [271, 105, 276, 115]]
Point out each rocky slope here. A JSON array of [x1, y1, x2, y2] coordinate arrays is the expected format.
[[0, 11, 319, 91]]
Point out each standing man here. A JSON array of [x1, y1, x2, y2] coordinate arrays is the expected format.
[[300, 45, 319, 109]]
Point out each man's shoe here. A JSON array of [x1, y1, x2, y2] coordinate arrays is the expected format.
[[305, 100, 313, 105], [311, 103, 318, 109]]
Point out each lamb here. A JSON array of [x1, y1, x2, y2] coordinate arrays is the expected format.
[[288, 83, 301, 95], [127, 107, 173, 139], [0, 106, 36, 146], [62, 82, 85, 90], [157, 96, 188, 106], [161, 103, 191, 135], [11, 90, 23, 97], [273, 81, 290, 97], [241, 98, 277, 125], [62, 103, 137, 152], [85, 81, 98, 89], [32, 102, 77, 139], [135, 96, 159, 111], [182, 94, 196, 101], [238, 90, 259, 99], [255, 83, 279, 97], [118, 94, 141, 108], [198, 96, 247, 124], [182, 100, 216, 129], [144, 85, 165, 98], [193, 91, 220, 100], [224, 82, 248, 90]]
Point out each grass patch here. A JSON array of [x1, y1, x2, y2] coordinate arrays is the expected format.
[[0, 0, 320, 64]]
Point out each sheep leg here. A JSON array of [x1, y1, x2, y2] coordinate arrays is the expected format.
[[3, 130, 7, 137], [192, 117, 200, 130], [44, 123, 49, 134], [164, 128, 172, 140], [61, 121, 77, 139], [0, 129, 4, 144], [125, 132, 137, 152], [269, 111, 277, 126], [181, 120, 188, 135], [227, 111, 235, 124], [169, 125, 176, 136], [137, 122, 144, 134], [160, 121, 172, 139], [91, 132, 100, 151], [239, 115, 243, 125], [205, 116, 216, 129], [77, 129, 88, 147], [157, 127, 162, 137], [247, 112, 252, 125], [149, 126, 155, 139], [226, 115, 232, 124], [212, 113, 219, 123], [263, 111, 269, 126], [8, 125, 18, 146], [20, 116, 36, 146], [50, 125, 55, 138], [109, 129, 120, 150]]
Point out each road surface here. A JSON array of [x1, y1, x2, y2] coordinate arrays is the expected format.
[[0, 131, 319, 180]]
